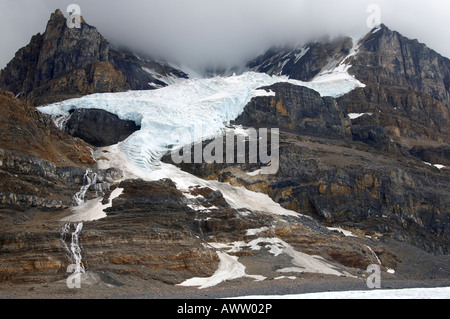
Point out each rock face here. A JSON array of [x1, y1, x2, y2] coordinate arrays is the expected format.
[[0, 91, 123, 210], [0, 177, 393, 285], [247, 24, 450, 153], [164, 83, 450, 254], [247, 36, 354, 81], [64, 109, 141, 147], [0, 10, 188, 106], [233, 83, 352, 140], [340, 26, 449, 152], [0, 91, 94, 166], [349, 25, 450, 109]]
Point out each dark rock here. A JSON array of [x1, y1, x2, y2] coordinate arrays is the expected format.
[[409, 145, 450, 166], [350, 24, 450, 108], [0, 148, 123, 210], [351, 125, 395, 152], [0, 10, 188, 106], [107, 179, 187, 213], [108, 50, 189, 91], [233, 82, 352, 140], [0, 193, 70, 211], [64, 109, 140, 147], [165, 129, 450, 254], [247, 36, 354, 81]]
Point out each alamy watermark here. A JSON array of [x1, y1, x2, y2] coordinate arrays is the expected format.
[[66, 264, 83, 289], [66, 4, 82, 29], [366, 264, 382, 289], [367, 4, 382, 29], [170, 127, 280, 175]]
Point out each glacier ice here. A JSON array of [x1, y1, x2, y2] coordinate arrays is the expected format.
[[38, 71, 364, 170]]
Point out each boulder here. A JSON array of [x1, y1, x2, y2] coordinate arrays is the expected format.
[[64, 109, 140, 147]]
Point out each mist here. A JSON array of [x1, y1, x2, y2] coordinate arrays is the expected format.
[[1, 0, 450, 70]]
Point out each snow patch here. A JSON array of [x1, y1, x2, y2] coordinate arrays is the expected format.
[[246, 169, 262, 177], [246, 227, 270, 236], [348, 113, 373, 120], [423, 162, 446, 170], [142, 67, 187, 86], [207, 237, 351, 278], [177, 251, 265, 289], [253, 89, 276, 97], [327, 227, 357, 237], [294, 47, 310, 64], [62, 187, 124, 222]]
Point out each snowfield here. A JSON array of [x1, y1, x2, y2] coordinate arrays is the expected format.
[[230, 287, 450, 299]]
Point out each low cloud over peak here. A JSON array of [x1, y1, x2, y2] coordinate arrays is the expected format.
[[1, 0, 449, 70]]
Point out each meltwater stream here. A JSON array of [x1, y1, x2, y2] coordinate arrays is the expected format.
[[73, 170, 97, 206], [61, 222, 85, 274], [60, 170, 97, 273]]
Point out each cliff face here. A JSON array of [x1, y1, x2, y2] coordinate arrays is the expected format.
[[0, 90, 125, 212], [0, 10, 126, 106], [248, 24, 450, 150], [234, 83, 352, 140], [349, 25, 450, 108], [165, 85, 450, 254], [338, 25, 450, 151], [0, 91, 93, 166], [0, 10, 187, 106], [247, 36, 354, 81]]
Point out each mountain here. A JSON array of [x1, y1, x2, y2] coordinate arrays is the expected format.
[[247, 24, 450, 164], [247, 36, 354, 81], [247, 24, 450, 108], [0, 10, 188, 106], [0, 11, 449, 296]]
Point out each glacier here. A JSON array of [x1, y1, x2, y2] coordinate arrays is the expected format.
[[38, 71, 364, 170]]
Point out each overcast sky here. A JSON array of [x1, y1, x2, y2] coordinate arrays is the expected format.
[[1, 0, 449, 70]]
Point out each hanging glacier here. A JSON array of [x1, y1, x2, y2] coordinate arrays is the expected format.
[[38, 71, 364, 170]]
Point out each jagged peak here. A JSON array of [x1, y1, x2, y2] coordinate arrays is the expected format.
[[378, 23, 389, 30], [49, 8, 65, 22], [48, 8, 87, 27], [54, 9, 64, 16]]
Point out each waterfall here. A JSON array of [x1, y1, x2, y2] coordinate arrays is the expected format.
[[366, 245, 382, 265], [73, 170, 97, 206], [53, 114, 71, 131], [87, 147, 96, 162], [61, 222, 85, 274]]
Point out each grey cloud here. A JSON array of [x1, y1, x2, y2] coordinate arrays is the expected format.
[[1, 0, 449, 70]]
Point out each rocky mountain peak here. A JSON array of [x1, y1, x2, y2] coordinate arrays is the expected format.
[[247, 35, 354, 81], [353, 23, 450, 107], [0, 9, 188, 106], [49, 8, 65, 20]]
